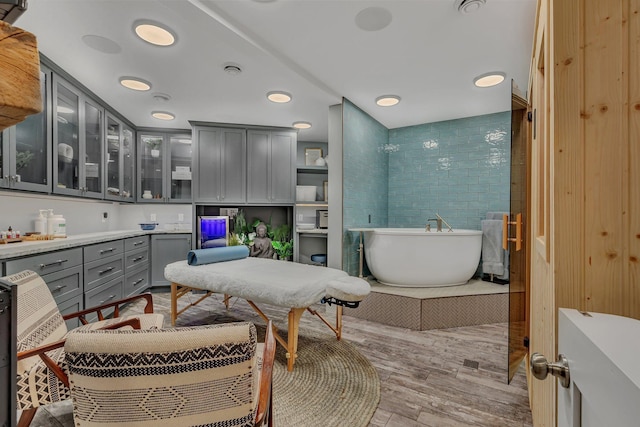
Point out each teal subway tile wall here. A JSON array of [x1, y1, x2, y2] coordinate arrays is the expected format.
[[340, 99, 510, 275], [388, 111, 511, 230], [342, 99, 389, 276]]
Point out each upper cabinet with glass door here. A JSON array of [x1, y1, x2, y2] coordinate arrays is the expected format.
[[105, 113, 135, 202], [53, 75, 103, 199], [138, 130, 192, 203], [0, 65, 52, 193]]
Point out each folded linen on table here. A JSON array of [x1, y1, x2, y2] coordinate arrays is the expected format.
[[481, 219, 506, 277], [187, 245, 249, 266]]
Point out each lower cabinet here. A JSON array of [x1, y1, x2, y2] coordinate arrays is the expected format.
[[150, 234, 192, 287], [2, 235, 152, 324]]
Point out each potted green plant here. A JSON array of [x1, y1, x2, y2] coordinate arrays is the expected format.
[[272, 239, 293, 261]]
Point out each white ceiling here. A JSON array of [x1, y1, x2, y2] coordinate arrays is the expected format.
[[15, 0, 536, 143]]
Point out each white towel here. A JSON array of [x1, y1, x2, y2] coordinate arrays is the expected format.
[[486, 211, 509, 220], [481, 219, 506, 276]]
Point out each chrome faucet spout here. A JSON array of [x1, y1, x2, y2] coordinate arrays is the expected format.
[[435, 213, 454, 232], [426, 218, 442, 232]]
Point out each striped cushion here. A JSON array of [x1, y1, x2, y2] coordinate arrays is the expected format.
[[65, 322, 259, 427], [4, 270, 70, 409]]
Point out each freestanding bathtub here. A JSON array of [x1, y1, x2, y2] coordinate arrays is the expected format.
[[362, 228, 482, 287]]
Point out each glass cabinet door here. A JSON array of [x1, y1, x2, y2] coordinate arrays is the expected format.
[[139, 132, 165, 202], [54, 79, 80, 194], [105, 115, 121, 199], [169, 134, 192, 202], [83, 99, 103, 197], [10, 67, 51, 192], [105, 114, 135, 202], [121, 126, 135, 201]]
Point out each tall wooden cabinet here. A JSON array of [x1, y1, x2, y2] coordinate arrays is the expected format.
[[528, 1, 640, 425]]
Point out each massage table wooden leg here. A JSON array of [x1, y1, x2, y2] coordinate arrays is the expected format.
[[171, 282, 178, 326], [287, 307, 305, 372]]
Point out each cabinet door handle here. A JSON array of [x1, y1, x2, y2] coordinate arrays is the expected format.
[[132, 256, 144, 262], [132, 278, 144, 286], [99, 248, 115, 254], [133, 241, 144, 246], [52, 284, 68, 292], [98, 266, 115, 275], [39, 259, 68, 269], [99, 295, 117, 304]]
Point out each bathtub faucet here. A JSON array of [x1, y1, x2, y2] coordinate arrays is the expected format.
[[426, 218, 442, 232], [436, 213, 454, 232]]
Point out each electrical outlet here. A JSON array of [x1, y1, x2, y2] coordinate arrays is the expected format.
[[178, 213, 184, 222], [150, 213, 157, 222], [227, 208, 238, 218]]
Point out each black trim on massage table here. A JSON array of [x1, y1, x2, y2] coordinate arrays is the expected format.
[[321, 297, 360, 308]]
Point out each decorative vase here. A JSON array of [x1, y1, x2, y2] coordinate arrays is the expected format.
[[151, 149, 160, 158]]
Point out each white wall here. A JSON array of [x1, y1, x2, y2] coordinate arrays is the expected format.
[[0, 190, 192, 235]]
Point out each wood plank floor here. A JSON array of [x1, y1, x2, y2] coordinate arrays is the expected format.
[[152, 291, 533, 427], [24, 290, 533, 427]]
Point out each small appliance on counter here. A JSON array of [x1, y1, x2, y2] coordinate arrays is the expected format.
[[316, 210, 328, 229], [197, 216, 229, 249]]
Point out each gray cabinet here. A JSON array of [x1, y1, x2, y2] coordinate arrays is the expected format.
[[138, 130, 192, 203], [123, 236, 149, 296], [192, 126, 246, 204], [4, 247, 84, 329], [1, 65, 52, 193], [105, 113, 135, 202], [247, 130, 296, 204], [150, 234, 192, 286], [53, 74, 104, 199]]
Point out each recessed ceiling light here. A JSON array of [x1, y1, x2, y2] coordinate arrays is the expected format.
[[473, 72, 506, 87], [267, 91, 292, 103], [133, 20, 176, 46], [119, 76, 152, 91], [151, 111, 175, 120], [375, 95, 401, 107], [292, 121, 312, 129]]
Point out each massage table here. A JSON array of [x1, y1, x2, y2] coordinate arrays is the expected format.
[[164, 257, 370, 371]]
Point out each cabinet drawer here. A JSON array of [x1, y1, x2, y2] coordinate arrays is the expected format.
[[84, 276, 124, 322], [125, 236, 148, 252], [58, 294, 83, 330], [84, 254, 123, 291], [124, 267, 148, 297], [83, 240, 124, 263], [125, 247, 149, 271], [42, 266, 82, 305], [5, 248, 83, 276]]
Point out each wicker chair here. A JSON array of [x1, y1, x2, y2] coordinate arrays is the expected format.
[[64, 320, 276, 427], [1, 269, 164, 427]]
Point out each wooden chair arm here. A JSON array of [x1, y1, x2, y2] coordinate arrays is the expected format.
[[62, 292, 154, 324], [255, 320, 276, 427]]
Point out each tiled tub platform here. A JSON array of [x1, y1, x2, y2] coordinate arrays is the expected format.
[[345, 279, 509, 331]]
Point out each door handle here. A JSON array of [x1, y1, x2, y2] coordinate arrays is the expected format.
[[530, 352, 570, 388], [502, 213, 523, 251]]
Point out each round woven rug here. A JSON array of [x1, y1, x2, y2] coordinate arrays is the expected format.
[[270, 331, 380, 427]]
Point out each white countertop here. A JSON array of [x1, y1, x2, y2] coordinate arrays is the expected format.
[[0, 229, 192, 260]]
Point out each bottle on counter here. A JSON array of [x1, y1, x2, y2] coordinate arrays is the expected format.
[[35, 210, 48, 235], [47, 214, 66, 237]]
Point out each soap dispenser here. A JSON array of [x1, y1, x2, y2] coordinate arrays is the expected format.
[[34, 210, 47, 235]]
